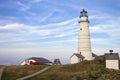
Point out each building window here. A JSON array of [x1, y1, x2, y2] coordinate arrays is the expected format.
[[80, 28, 82, 30]]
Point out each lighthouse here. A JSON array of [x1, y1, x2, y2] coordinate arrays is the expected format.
[[71, 9, 94, 64], [78, 9, 92, 60]]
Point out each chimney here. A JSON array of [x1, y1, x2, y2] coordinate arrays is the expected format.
[[109, 50, 113, 55]]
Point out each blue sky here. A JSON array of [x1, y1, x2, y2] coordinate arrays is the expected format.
[[0, 0, 120, 65]]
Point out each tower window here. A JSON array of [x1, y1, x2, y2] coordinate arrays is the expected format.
[[80, 28, 82, 30]]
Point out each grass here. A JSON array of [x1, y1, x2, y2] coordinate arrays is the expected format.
[[0, 65, 4, 68], [28, 56, 120, 80], [1, 65, 47, 80], [1, 56, 120, 80]]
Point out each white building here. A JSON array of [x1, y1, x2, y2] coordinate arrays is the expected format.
[[20, 57, 52, 65], [71, 53, 84, 64], [105, 50, 119, 70]]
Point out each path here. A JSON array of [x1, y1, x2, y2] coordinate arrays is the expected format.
[[16, 66, 51, 80], [0, 67, 5, 80]]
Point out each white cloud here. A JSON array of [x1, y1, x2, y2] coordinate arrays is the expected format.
[[0, 17, 78, 44], [0, 16, 18, 25], [0, 23, 24, 30], [55, 17, 78, 26], [0, 10, 120, 51], [91, 38, 108, 42], [92, 48, 120, 55], [0, 23, 52, 36], [91, 38, 110, 48], [30, 0, 42, 3], [0, 14, 120, 50], [89, 13, 111, 20], [89, 11, 120, 46], [90, 16, 120, 40], [53, 33, 66, 38], [39, 17, 78, 28], [90, 26, 104, 33], [40, 13, 53, 22], [0, 37, 24, 43], [16, 1, 30, 11]]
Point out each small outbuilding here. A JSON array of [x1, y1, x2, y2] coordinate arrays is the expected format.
[[20, 57, 52, 65], [105, 50, 119, 70], [53, 58, 61, 65], [71, 53, 84, 64]]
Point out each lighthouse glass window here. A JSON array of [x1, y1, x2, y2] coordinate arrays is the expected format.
[[83, 12, 86, 16]]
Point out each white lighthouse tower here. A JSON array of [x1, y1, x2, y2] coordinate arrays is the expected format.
[[78, 9, 92, 60], [71, 9, 93, 64]]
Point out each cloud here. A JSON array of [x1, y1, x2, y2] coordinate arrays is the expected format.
[[92, 48, 120, 55], [90, 26, 103, 33], [0, 17, 78, 44], [16, 1, 30, 11], [89, 13, 120, 48], [0, 23, 52, 36], [0, 37, 24, 43], [38, 17, 78, 30], [0, 13, 120, 49], [30, 0, 42, 3], [91, 38, 109, 48], [40, 13, 54, 22], [0, 16, 18, 25], [90, 16, 120, 39]]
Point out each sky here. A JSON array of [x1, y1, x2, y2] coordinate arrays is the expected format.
[[0, 0, 120, 65]]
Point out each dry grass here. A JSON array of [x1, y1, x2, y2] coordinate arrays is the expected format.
[[1, 65, 47, 80], [0, 65, 4, 68], [1, 56, 120, 80], [28, 56, 120, 80]]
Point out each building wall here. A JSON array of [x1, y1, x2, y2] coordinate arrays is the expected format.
[[71, 55, 80, 64], [20, 59, 36, 65], [21, 61, 26, 65], [106, 60, 119, 70]]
